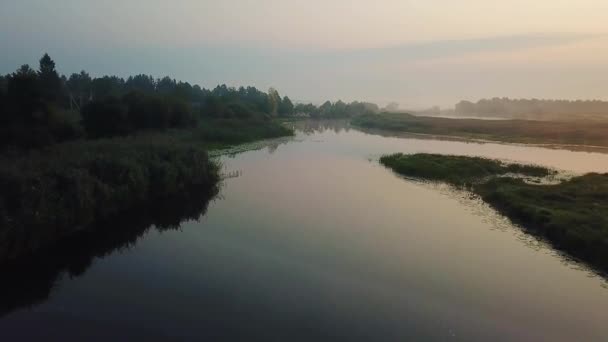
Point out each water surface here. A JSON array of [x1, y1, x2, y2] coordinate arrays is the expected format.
[[2, 120, 608, 341]]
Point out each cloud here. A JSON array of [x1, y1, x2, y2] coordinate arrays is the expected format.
[[326, 33, 603, 64]]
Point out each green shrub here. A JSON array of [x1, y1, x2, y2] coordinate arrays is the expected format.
[[380, 153, 608, 274], [0, 138, 220, 261]]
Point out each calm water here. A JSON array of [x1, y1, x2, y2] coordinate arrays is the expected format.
[[2, 120, 608, 341]]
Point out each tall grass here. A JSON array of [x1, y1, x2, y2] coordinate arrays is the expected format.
[[192, 118, 294, 146], [353, 113, 608, 147], [379, 153, 551, 186], [0, 116, 294, 261], [380, 153, 608, 275], [0, 135, 220, 261]]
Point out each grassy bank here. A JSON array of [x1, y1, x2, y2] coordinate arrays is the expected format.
[[193, 118, 294, 146], [0, 118, 293, 261], [380, 153, 552, 186], [353, 113, 608, 147], [380, 153, 608, 274]]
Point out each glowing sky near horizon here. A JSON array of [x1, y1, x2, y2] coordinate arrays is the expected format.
[[1, 0, 608, 107]]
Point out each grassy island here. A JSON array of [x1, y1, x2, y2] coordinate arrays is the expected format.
[[380, 153, 608, 275], [353, 112, 608, 147], [379, 153, 552, 185]]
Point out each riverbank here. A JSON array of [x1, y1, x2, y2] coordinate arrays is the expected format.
[[380, 153, 608, 275], [0, 118, 293, 262], [352, 113, 608, 147]]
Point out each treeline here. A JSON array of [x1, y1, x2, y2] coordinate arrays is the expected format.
[[0, 54, 298, 262], [294, 100, 379, 119], [455, 98, 608, 119], [0, 54, 302, 149]]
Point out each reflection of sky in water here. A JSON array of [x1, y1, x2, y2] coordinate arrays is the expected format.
[[2, 122, 608, 341]]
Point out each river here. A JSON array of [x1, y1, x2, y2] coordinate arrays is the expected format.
[[2, 120, 608, 341]]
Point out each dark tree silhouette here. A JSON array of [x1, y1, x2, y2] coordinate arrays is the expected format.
[[38, 53, 62, 103], [279, 96, 294, 116]]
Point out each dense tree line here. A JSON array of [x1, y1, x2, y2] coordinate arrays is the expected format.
[[0, 53, 381, 149], [455, 98, 608, 119], [0, 54, 305, 149], [294, 100, 379, 118]]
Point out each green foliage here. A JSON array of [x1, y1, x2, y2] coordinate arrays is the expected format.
[[0, 54, 301, 149], [475, 174, 608, 273], [297, 100, 379, 119], [200, 95, 259, 119], [294, 103, 318, 115], [279, 96, 294, 116], [81, 97, 130, 138], [122, 91, 172, 129], [380, 153, 551, 186], [0, 138, 220, 261], [38, 53, 63, 103], [82, 92, 198, 138], [192, 118, 294, 145], [66, 70, 92, 109], [380, 153, 608, 274], [0, 54, 295, 263]]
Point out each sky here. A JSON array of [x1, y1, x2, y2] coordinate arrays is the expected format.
[[1, 0, 608, 108]]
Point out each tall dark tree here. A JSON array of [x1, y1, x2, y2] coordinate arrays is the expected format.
[[201, 95, 224, 118], [334, 100, 347, 116], [0, 75, 7, 94], [81, 97, 130, 138], [67, 71, 92, 110], [126, 75, 156, 94], [7, 65, 42, 121], [173, 82, 193, 101], [92, 76, 125, 100], [38, 53, 62, 103], [279, 96, 294, 116], [319, 100, 332, 116], [156, 76, 176, 94]]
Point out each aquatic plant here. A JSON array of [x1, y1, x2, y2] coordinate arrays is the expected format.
[[380, 153, 608, 275]]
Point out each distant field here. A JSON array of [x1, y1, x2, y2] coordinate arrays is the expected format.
[[352, 113, 608, 147]]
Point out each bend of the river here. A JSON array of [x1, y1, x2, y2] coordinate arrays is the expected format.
[[2, 120, 608, 341]]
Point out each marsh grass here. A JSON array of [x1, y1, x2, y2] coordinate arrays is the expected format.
[[353, 113, 608, 147], [379, 153, 552, 186], [0, 118, 293, 261], [380, 153, 608, 275]]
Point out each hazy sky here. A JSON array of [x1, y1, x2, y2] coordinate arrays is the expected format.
[[1, 0, 608, 107]]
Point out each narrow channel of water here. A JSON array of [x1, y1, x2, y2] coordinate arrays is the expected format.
[[2, 120, 607, 341]]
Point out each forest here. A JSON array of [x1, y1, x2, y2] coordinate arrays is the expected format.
[[0, 54, 378, 149]]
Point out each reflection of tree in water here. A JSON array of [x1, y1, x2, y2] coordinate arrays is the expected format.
[[0, 185, 219, 318], [289, 119, 351, 135], [217, 136, 292, 158]]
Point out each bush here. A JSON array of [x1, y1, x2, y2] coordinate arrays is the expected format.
[[380, 153, 608, 274], [81, 97, 131, 138], [0, 138, 220, 261]]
